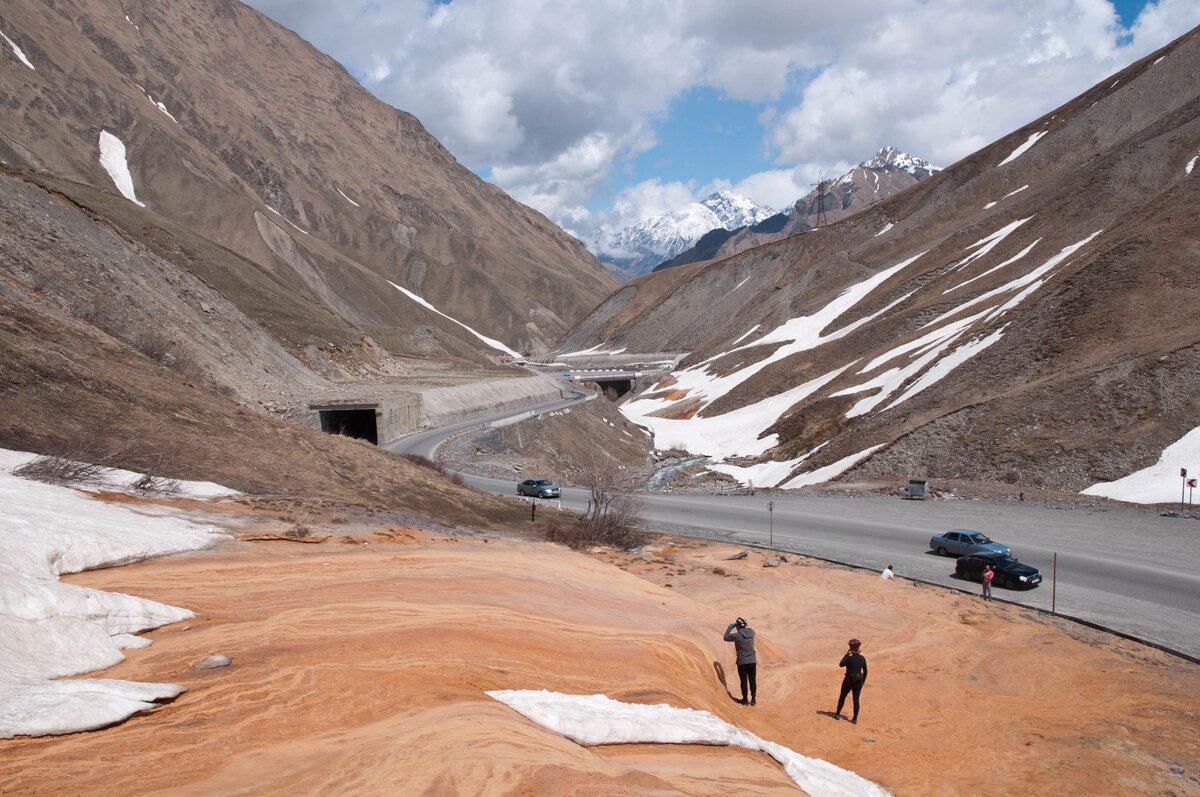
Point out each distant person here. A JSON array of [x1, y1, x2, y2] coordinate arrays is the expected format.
[[1019, 491, 1025, 502], [982, 564, 995, 601], [881, 564, 894, 580], [834, 638, 868, 724], [723, 617, 757, 706]]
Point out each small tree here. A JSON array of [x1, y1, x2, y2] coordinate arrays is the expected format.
[[561, 452, 649, 549]]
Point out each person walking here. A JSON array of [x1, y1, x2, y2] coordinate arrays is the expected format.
[[834, 638, 868, 724], [982, 564, 995, 601], [723, 617, 757, 706]]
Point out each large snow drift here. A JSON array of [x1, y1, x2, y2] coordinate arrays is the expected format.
[[0, 449, 231, 738], [1081, 425, 1200, 504], [488, 690, 891, 796]]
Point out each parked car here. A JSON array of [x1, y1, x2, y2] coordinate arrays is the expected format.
[[929, 529, 1011, 557], [517, 478, 561, 499], [956, 552, 1042, 589]]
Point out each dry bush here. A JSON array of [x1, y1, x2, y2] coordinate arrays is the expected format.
[[547, 453, 649, 551], [71, 299, 127, 338], [13, 455, 106, 485], [398, 453, 465, 485], [128, 472, 182, 495], [133, 330, 173, 363], [285, 525, 313, 539]]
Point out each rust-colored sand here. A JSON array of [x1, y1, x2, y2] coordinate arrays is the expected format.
[[1, 525, 1197, 796]]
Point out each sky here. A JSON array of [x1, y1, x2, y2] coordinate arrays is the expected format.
[[243, 0, 1199, 243]]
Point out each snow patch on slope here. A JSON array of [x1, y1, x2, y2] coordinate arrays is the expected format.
[[1187, 155, 1197, 175], [0, 28, 34, 70], [488, 690, 891, 796], [1082, 426, 1200, 504], [874, 222, 894, 237], [336, 187, 360, 207], [136, 86, 178, 123], [998, 131, 1048, 166], [389, 282, 520, 357], [98, 131, 145, 207], [0, 449, 230, 738]]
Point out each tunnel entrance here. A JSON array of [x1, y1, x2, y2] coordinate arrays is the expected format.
[[600, 379, 634, 400], [316, 406, 379, 445]]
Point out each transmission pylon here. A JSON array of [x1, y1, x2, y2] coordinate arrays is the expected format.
[[811, 171, 830, 227]]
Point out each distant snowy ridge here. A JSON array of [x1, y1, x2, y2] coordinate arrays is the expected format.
[[0, 449, 231, 738], [595, 191, 775, 275], [488, 690, 892, 796], [859, 146, 939, 178]]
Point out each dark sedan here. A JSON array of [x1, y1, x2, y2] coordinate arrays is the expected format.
[[955, 552, 1042, 589]]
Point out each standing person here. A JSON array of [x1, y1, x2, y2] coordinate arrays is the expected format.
[[982, 564, 995, 601], [881, 564, 895, 580], [723, 617, 757, 706], [834, 639, 868, 724]]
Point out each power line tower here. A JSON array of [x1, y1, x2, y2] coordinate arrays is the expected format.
[[811, 171, 830, 228]]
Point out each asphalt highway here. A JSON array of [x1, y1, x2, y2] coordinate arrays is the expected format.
[[388, 390, 1200, 660]]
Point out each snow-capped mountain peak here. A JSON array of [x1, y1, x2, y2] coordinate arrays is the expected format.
[[594, 191, 775, 276], [699, 191, 777, 229], [860, 146, 939, 178]]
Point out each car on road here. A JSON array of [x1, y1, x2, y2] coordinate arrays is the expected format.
[[929, 529, 1011, 557], [517, 478, 561, 499], [955, 552, 1042, 589]]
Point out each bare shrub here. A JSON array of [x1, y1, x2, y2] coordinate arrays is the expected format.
[[133, 330, 173, 363], [547, 453, 649, 550], [285, 525, 313, 539], [71, 299, 127, 339], [13, 455, 106, 485], [128, 472, 182, 495]]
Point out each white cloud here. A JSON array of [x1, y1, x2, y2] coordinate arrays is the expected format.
[[245, 0, 1200, 238]]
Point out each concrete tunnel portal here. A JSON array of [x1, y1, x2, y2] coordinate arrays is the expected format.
[[315, 405, 379, 446]]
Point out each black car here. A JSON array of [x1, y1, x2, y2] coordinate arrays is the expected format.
[[517, 478, 561, 499], [955, 552, 1042, 589]]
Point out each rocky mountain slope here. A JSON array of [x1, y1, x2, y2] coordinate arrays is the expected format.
[[0, 0, 616, 362], [655, 147, 938, 272], [592, 191, 775, 278], [558, 28, 1200, 494], [0, 0, 618, 515]]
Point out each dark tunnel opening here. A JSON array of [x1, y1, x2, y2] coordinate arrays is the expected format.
[[317, 408, 378, 445]]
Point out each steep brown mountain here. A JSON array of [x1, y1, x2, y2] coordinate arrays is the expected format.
[[708, 147, 937, 266], [558, 27, 1200, 492], [0, 0, 616, 362]]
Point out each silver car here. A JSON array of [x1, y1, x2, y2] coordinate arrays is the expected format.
[[517, 478, 560, 499], [929, 529, 1011, 557]]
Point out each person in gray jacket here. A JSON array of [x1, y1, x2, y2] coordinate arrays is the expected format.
[[723, 617, 757, 705]]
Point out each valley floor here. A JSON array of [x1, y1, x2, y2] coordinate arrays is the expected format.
[[1, 496, 1197, 796]]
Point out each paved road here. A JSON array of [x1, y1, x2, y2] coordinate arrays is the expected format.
[[389, 392, 1200, 660]]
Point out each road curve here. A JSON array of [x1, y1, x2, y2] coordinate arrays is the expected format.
[[387, 392, 1200, 660]]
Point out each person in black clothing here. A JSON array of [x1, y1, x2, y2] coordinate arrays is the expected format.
[[723, 617, 757, 706], [835, 638, 868, 724]]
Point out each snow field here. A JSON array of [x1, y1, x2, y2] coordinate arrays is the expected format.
[[98, 131, 145, 207], [1, 28, 35, 70], [488, 690, 891, 796], [621, 215, 1106, 489], [0, 448, 231, 738], [1081, 425, 1200, 504], [388, 281, 520, 357]]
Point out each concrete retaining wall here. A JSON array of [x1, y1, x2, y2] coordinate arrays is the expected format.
[[419, 375, 564, 429]]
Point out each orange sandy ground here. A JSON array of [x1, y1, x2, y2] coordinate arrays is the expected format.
[[0, 523, 1197, 796]]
